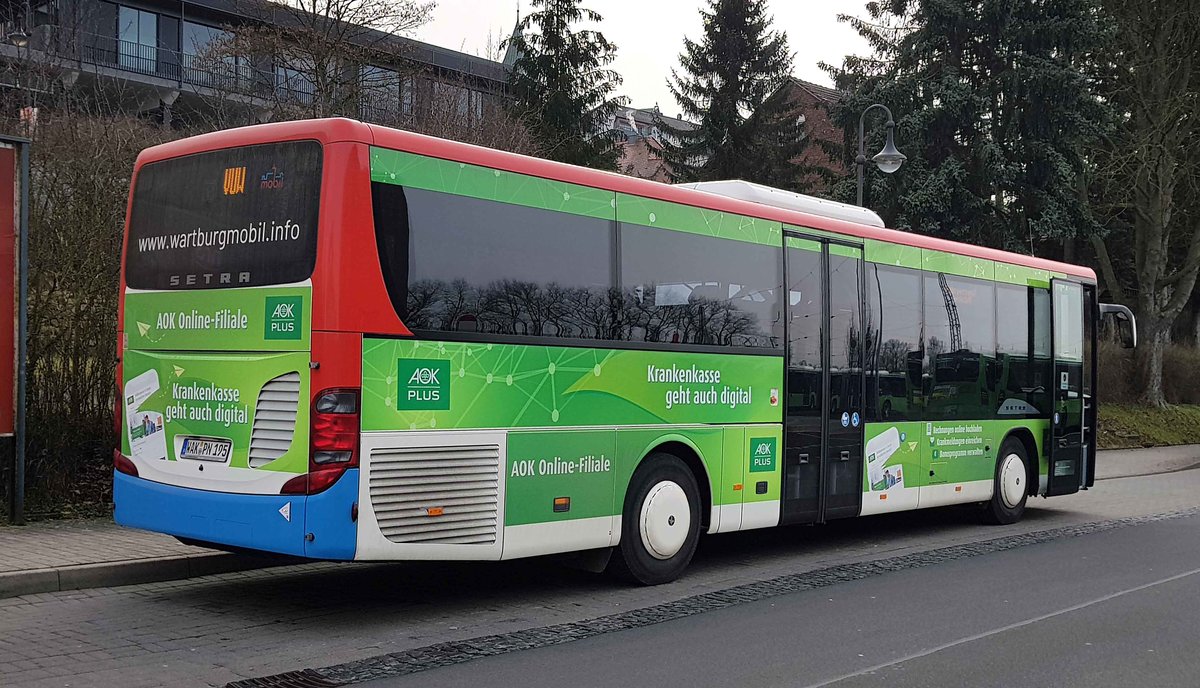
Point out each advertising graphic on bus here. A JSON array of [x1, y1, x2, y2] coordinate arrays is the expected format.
[[113, 119, 1133, 584]]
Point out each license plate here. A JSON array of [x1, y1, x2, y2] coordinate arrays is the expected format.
[[180, 437, 232, 462]]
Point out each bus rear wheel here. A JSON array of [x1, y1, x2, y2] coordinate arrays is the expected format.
[[609, 453, 701, 585], [982, 437, 1029, 525]]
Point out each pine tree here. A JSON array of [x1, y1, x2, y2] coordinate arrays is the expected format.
[[507, 0, 627, 170], [825, 1, 1112, 249], [662, 0, 804, 188]]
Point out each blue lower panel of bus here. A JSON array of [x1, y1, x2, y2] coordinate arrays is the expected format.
[[113, 469, 358, 560]]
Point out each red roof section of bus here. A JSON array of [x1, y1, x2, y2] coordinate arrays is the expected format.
[[131, 118, 374, 172], [128, 117, 1095, 281]]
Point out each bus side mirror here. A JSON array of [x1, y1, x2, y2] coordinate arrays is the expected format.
[[1099, 303, 1137, 349]]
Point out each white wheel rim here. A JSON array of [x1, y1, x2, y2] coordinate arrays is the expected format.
[[999, 453, 1025, 508], [639, 480, 691, 560]]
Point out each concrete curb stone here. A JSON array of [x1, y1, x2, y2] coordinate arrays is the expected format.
[[1, 444, 1197, 601], [0, 552, 287, 600]]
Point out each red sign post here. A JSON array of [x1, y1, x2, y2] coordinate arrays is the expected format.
[[0, 145, 15, 439], [0, 137, 29, 524]]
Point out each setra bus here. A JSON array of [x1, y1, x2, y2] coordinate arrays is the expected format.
[[114, 118, 1136, 585]]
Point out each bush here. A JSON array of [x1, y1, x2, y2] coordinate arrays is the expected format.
[[1098, 340, 1200, 405], [1162, 345, 1200, 404], [14, 114, 179, 515], [1097, 341, 1137, 404]]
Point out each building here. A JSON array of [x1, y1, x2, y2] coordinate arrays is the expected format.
[[777, 77, 846, 191], [0, 0, 512, 128], [613, 105, 695, 183], [614, 82, 843, 189]]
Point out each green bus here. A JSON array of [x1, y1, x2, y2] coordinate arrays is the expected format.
[[114, 118, 1135, 585]]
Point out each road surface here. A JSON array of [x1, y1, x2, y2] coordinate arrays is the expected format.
[[1, 466, 1198, 687], [365, 511, 1200, 688]]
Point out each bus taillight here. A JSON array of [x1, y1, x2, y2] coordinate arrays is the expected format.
[[281, 387, 360, 495], [113, 449, 138, 477], [311, 388, 360, 466]]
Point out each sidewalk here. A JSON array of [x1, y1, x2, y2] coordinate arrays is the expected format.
[[0, 518, 291, 599], [2, 444, 1198, 599], [1095, 443, 1200, 480]]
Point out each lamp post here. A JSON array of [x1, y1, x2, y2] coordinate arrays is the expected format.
[[856, 103, 906, 207]]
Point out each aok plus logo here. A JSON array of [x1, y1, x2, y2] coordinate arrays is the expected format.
[[264, 296, 302, 340], [749, 437, 777, 473], [397, 359, 451, 410]]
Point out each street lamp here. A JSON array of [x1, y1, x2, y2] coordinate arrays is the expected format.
[[7, 0, 30, 48], [6, 29, 29, 48], [856, 103, 906, 206]]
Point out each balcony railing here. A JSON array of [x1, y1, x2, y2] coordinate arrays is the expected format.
[[72, 32, 315, 104]]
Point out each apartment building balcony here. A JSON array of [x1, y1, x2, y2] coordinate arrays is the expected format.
[[76, 30, 314, 105]]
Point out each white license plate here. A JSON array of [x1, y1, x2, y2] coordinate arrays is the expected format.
[[180, 437, 232, 462]]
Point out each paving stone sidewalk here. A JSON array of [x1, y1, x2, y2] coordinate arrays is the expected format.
[[0, 518, 199, 574], [0, 444, 1196, 599], [0, 517, 289, 598]]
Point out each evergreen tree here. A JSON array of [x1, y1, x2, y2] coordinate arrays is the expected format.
[[507, 0, 627, 170], [825, 1, 1112, 249], [662, 0, 804, 188]]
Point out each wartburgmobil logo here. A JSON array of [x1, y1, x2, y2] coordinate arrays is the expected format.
[[223, 166, 246, 195], [396, 359, 450, 410], [260, 165, 285, 190], [749, 437, 777, 473]]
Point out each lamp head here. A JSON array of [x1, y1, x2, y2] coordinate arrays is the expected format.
[[873, 123, 906, 174], [868, 122, 902, 174], [868, 124, 902, 175]]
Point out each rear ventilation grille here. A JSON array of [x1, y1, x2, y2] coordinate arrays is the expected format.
[[369, 444, 501, 545], [248, 371, 301, 469]]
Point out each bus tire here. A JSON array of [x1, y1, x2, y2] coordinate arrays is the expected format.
[[982, 437, 1029, 525], [609, 453, 701, 585]]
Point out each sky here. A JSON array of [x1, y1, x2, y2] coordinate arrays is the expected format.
[[417, 0, 873, 114]]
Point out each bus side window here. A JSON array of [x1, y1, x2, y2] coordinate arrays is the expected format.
[[924, 274, 995, 421], [1029, 287, 1053, 413], [997, 282, 1032, 414], [866, 264, 922, 422]]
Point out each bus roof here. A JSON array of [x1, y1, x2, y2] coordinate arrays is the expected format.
[[135, 118, 1096, 281]]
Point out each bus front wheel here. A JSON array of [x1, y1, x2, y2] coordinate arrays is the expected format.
[[982, 437, 1029, 525], [609, 453, 701, 585]]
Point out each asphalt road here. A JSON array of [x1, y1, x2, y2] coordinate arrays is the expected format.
[[366, 512, 1200, 688], [3, 466, 1200, 688]]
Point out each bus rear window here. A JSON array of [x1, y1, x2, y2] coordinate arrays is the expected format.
[[125, 140, 322, 290]]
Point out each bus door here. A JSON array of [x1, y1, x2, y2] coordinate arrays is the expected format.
[[781, 234, 866, 524], [1047, 279, 1087, 496]]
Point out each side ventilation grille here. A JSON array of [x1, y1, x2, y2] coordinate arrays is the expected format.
[[248, 371, 301, 469], [369, 444, 500, 545]]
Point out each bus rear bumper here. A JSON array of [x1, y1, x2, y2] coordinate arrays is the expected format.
[[113, 468, 358, 560]]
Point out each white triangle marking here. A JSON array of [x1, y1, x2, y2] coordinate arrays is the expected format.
[[279, 502, 291, 522]]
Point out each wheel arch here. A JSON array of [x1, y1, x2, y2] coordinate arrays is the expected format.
[[629, 435, 714, 532], [1002, 427, 1040, 497]]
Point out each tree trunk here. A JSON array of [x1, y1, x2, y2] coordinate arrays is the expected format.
[[1137, 316, 1168, 407]]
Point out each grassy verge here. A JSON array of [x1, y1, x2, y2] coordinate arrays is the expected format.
[[1098, 404, 1200, 450]]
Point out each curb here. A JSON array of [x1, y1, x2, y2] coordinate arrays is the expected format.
[[0, 551, 286, 599], [3, 448, 1195, 602]]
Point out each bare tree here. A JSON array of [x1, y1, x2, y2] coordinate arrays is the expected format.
[[410, 85, 540, 156], [215, 0, 433, 120], [1092, 1, 1200, 407], [3, 106, 180, 510]]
